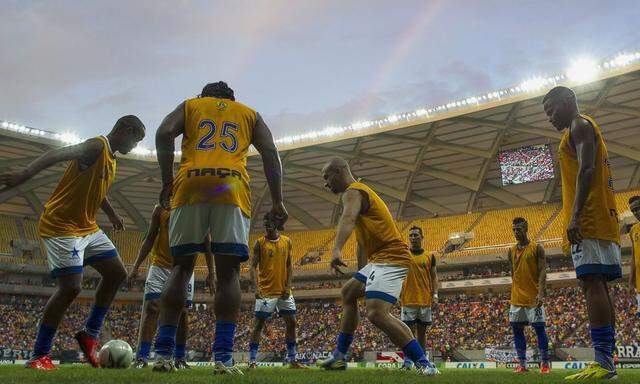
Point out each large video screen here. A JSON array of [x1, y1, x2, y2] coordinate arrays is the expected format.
[[498, 144, 554, 186]]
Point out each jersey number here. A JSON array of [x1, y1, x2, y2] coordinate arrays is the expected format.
[[197, 120, 238, 153]]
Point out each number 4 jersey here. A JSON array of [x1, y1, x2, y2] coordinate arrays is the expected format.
[[172, 97, 257, 217]]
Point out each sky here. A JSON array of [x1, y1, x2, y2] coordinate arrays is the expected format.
[[1, 0, 639, 146]]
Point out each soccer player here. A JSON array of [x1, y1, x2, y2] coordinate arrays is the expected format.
[[628, 196, 640, 318], [0, 116, 145, 370], [318, 157, 439, 376], [507, 217, 550, 374], [543, 86, 620, 380], [129, 205, 215, 368], [152, 81, 287, 374], [399, 226, 438, 370], [248, 214, 305, 369]]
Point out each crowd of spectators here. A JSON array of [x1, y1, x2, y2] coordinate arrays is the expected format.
[[498, 145, 554, 185], [2, 285, 638, 360]]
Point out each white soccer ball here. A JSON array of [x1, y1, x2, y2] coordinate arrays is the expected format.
[[98, 339, 133, 368]]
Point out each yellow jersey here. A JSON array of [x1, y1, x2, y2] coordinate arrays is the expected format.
[[558, 114, 619, 254], [510, 241, 540, 307], [256, 235, 292, 297], [400, 250, 435, 306], [630, 223, 640, 291], [346, 182, 411, 267], [172, 97, 257, 217], [39, 136, 116, 238], [150, 208, 172, 269]]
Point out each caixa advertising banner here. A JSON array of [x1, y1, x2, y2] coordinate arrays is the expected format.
[[551, 361, 593, 370], [445, 362, 497, 369]]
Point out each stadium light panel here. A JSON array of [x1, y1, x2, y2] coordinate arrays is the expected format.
[[566, 58, 600, 84]]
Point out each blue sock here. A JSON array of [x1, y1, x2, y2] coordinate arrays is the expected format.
[[249, 342, 259, 362], [333, 332, 353, 360], [154, 325, 178, 358], [286, 341, 297, 362], [611, 326, 616, 356], [532, 322, 549, 363], [511, 323, 527, 367], [402, 322, 414, 366], [137, 341, 152, 361], [402, 339, 431, 369], [33, 324, 57, 357], [174, 344, 186, 360], [592, 325, 615, 371], [84, 305, 108, 339], [213, 321, 236, 365]]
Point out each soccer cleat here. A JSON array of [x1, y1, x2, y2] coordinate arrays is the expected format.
[[74, 330, 100, 368], [416, 366, 440, 376], [25, 355, 57, 370], [514, 365, 529, 373], [133, 358, 148, 369], [175, 359, 190, 369], [318, 356, 347, 371], [540, 362, 551, 374], [152, 356, 177, 373], [400, 365, 412, 371], [212, 361, 244, 375], [288, 361, 308, 369], [248, 361, 258, 369], [564, 363, 617, 380]]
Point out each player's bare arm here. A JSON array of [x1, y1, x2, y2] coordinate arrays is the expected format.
[[252, 113, 287, 229], [155, 102, 185, 209], [204, 234, 215, 296], [631, 239, 636, 294], [0, 137, 103, 190], [536, 244, 547, 306], [100, 196, 125, 231], [250, 241, 261, 299], [430, 257, 439, 304], [331, 189, 362, 275], [129, 205, 163, 280], [282, 239, 293, 299], [568, 117, 597, 245], [507, 248, 514, 277], [356, 245, 366, 270]]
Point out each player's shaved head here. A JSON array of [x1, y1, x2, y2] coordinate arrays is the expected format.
[[323, 157, 350, 173], [322, 156, 356, 194]]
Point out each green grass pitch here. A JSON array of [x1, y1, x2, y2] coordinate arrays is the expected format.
[[2, 366, 640, 384]]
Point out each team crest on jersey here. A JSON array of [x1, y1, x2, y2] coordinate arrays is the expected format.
[[216, 101, 227, 111]]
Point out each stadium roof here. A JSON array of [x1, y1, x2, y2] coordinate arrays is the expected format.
[[2, 62, 640, 232]]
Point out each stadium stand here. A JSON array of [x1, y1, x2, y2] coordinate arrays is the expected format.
[[0, 215, 19, 254], [407, 212, 481, 252], [2, 284, 637, 359]]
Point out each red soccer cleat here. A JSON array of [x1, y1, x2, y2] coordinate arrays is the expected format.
[[540, 363, 551, 374], [25, 355, 57, 370], [75, 330, 100, 368], [514, 365, 529, 373]]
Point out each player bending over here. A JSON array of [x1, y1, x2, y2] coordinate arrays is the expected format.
[[248, 214, 305, 369], [0, 116, 145, 370], [508, 217, 550, 374], [152, 81, 287, 374], [129, 204, 215, 368], [544, 86, 620, 380], [399, 226, 438, 370], [318, 157, 439, 376], [628, 196, 640, 318]]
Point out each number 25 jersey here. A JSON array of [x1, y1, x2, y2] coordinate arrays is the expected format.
[[172, 97, 257, 217]]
